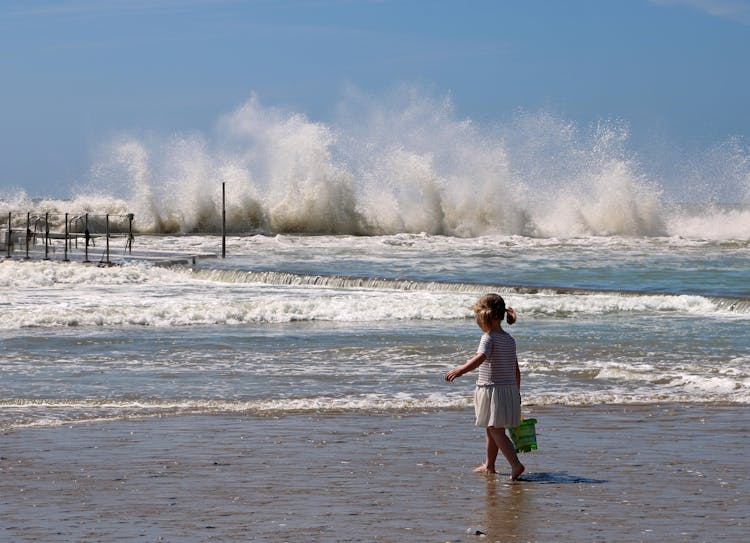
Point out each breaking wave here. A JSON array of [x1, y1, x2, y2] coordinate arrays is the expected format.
[[4, 380, 748, 431], [193, 269, 750, 316], [1, 260, 748, 330], [2, 89, 749, 239]]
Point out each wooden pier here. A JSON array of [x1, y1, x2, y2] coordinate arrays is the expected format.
[[1, 211, 216, 267]]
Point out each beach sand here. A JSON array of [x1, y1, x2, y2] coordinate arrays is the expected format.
[[1, 404, 747, 542]]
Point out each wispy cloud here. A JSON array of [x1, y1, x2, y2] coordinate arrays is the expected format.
[[651, 0, 750, 24]]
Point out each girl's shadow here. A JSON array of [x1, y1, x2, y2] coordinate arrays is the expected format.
[[519, 471, 607, 484]]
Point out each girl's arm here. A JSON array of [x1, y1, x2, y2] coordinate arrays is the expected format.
[[445, 353, 486, 382]]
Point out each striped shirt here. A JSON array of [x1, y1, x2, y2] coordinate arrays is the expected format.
[[476, 329, 518, 386]]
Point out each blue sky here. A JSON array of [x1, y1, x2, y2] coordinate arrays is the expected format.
[[1, 0, 749, 197]]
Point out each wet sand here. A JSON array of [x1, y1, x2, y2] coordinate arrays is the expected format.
[[1, 404, 747, 542]]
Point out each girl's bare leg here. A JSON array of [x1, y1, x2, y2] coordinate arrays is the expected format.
[[474, 428, 499, 473], [488, 427, 525, 480]]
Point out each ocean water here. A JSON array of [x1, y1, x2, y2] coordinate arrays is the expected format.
[[1, 100, 749, 430], [1, 232, 748, 431]]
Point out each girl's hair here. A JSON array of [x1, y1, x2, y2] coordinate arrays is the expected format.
[[473, 293, 516, 329]]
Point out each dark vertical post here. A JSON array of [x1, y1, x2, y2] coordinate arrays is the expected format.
[[127, 213, 134, 254], [105, 214, 110, 264], [44, 212, 49, 260], [6, 212, 11, 258], [64, 213, 69, 262], [222, 182, 226, 259], [84, 213, 90, 263], [25, 212, 30, 259]]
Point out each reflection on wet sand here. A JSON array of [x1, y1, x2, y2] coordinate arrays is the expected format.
[[482, 477, 531, 542], [479, 471, 607, 541]]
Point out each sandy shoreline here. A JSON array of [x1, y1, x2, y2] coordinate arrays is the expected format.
[[1, 404, 747, 542]]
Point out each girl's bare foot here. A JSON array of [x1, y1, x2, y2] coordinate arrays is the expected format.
[[510, 463, 525, 481], [473, 464, 496, 474]]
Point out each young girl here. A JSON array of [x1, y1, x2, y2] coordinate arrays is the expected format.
[[445, 293, 525, 481]]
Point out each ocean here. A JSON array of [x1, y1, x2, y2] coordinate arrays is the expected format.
[[3, 109, 750, 541], [1, 104, 749, 432], [1, 230, 748, 432]]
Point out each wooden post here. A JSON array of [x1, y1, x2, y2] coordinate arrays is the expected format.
[[6, 211, 11, 259], [222, 182, 226, 259], [84, 213, 90, 263], [25, 212, 30, 259], [64, 213, 69, 262], [44, 212, 49, 260], [127, 213, 134, 254], [105, 214, 110, 264]]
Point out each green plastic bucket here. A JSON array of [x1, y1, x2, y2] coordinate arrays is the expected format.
[[509, 418, 538, 453]]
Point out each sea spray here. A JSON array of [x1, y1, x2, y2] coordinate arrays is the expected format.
[[221, 95, 364, 234], [3, 90, 749, 239], [500, 113, 666, 237]]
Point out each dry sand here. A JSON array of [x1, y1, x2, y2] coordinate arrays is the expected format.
[[1, 404, 747, 542]]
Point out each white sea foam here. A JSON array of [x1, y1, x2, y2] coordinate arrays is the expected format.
[[0, 395, 473, 430], [3, 376, 748, 431], [1, 258, 747, 330], [0, 259, 169, 288], [666, 206, 750, 240]]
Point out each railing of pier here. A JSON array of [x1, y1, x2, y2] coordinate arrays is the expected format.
[[1, 212, 135, 264]]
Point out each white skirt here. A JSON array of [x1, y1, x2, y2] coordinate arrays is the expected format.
[[474, 384, 521, 428]]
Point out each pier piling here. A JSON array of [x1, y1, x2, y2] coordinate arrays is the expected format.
[[0, 210, 136, 264], [6, 212, 11, 259]]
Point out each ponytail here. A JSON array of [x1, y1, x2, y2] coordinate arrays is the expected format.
[[473, 293, 518, 327]]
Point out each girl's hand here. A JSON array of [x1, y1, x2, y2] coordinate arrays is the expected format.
[[445, 368, 461, 382], [445, 353, 485, 382]]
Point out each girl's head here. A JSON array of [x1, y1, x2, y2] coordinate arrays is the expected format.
[[473, 293, 516, 331]]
